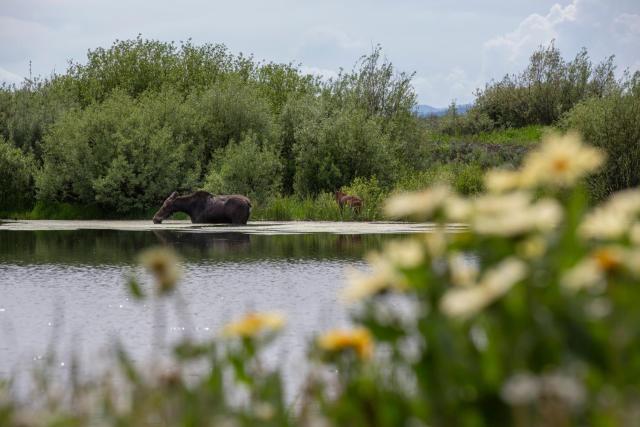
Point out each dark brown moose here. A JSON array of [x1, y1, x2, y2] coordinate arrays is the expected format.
[[335, 190, 363, 214], [152, 191, 252, 224]]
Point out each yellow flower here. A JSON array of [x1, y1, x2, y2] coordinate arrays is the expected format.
[[138, 246, 182, 294], [519, 132, 604, 189], [384, 185, 451, 219], [317, 327, 374, 360], [593, 247, 624, 271], [222, 312, 285, 338], [440, 258, 528, 319]]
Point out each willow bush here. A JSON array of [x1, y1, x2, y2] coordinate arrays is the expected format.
[[203, 133, 283, 204], [36, 90, 199, 212], [0, 136, 34, 212], [4, 133, 640, 425], [563, 74, 640, 201], [2, 37, 637, 218], [473, 41, 618, 128]]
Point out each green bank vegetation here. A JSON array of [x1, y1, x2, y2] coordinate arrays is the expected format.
[[0, 38, 638, 219]]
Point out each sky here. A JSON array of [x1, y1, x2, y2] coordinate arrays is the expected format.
[[1, 0, 639, 107]]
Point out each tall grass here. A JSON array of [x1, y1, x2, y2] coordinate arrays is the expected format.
[[252, 193, 358, 221]]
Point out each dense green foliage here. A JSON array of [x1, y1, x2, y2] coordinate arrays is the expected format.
[[563, 75, 640, 201], [1, 37, 639, 218], [204, 133, 283, 203], [0, 39, 430, 217], [291, 103, 394, 196], [472, 41, 619, 128], [0, 136, 34, 212]]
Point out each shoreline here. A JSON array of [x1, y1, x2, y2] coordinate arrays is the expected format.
[[0, 219, 468, 234]]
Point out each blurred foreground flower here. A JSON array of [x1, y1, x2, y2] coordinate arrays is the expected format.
[[342, 250, 411, 303], [440, 258, 528, 319], [222, 312, 286, 338], [501, 372, 585, 408], [580, 189, 640, 241], [138, 246, 182, 295], [561, 246, 627, 291], [485, 169, 522, 193], [470, 193, 562, 236], [317, 327, 374, 360], [486, 132, 604, 192], [384, 184, 451, 219]]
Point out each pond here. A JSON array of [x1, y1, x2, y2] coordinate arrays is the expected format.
[[0, 220, 446, 393]]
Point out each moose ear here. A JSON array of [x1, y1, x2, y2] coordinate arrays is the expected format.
[[169, 191, 178, 199]]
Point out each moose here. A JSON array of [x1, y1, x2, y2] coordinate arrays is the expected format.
[[152, 191, 252, 225], [335, 190, 363, 214]]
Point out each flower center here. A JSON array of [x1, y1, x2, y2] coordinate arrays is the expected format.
[[593, 249, 621, 271], [552, 157, 570, 173]]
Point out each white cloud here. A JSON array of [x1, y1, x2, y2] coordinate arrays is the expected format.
[[483, 1, 579, 66], [299, 66, 339, 81], [0, 0, 638, 105], [0, 15, 53, 62], [479, 0, 640, 87], [414, 67, 482, 107], [0, 67, 23, 86], [614, 13, 640, 43], [300, 27, 364, 51]]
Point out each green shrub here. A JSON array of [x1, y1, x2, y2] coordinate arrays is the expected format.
[[292, 106, 394, 196], [64, 37, 248, 104], [395, 165, 455, 192], [452, 163, 484, 194], [429, 101, 496, 136], [563, 75, 640, 200], [36, 90, 199, 212], [0, 81, 77, 158], [203, 133, 283, 204], [394, 163, 484, 196], [0, 137, 34, 212], [326, 45, 416, 120], [184, 77, 278, 156], [474, 41, 619, 127], [423, 139, 530, 171]]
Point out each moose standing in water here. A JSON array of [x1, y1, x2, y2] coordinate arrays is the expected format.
[[152, 191, 252, 224], [335, 190, 363, 214]]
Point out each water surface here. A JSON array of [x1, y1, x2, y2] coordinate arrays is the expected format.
[[0, 225, 411, 387]]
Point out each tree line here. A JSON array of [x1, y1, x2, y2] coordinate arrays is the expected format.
[[0, 37, 638, 216]]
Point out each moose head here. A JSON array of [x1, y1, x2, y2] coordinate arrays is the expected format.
[[152, 191, 179, 224]]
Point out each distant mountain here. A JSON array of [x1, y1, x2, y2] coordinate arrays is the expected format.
[[414, 103, 473, 117]]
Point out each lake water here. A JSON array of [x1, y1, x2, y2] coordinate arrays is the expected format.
[[0, 221, 443, 392]]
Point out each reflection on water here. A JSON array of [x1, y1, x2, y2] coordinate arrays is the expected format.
[[0, 229, 395, 265], [0, 229, 404, 392]]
